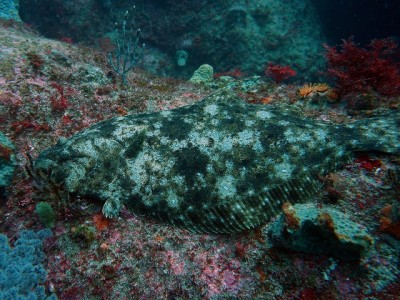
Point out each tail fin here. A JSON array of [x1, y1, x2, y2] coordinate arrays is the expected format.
[[345, 110, 400, 155]]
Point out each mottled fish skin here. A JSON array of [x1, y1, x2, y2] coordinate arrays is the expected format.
[[33, 90, 400, 233]]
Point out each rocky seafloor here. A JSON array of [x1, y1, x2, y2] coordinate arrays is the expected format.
[[0, 22, 400, 299]]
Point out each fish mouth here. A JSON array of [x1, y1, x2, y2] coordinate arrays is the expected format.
[[27, 154, 74, 207], [34, 155, 88, 193], [31, 157, 61, 186]]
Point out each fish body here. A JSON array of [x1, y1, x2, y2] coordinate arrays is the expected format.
[[34, 90, 400, 233]]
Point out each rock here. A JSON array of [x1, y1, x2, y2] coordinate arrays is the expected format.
[[0, 0, 21, 22], [189, 64, 214, 84], [269, 203, 374, 261], [379, 203, 400, 239], [0, 131, 16, 197]]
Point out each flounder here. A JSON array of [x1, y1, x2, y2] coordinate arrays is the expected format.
[[33, 89, 400, 233]]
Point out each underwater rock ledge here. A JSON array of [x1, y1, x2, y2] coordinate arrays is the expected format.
[[269, 203, 374, 261]]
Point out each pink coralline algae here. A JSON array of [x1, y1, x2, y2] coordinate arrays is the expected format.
[[195, 248, 244, 297], [163, 250, 186, 276]]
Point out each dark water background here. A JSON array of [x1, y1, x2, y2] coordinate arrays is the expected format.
[[311, 0, 399, 45]]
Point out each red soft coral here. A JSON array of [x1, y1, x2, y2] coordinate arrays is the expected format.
[[324, 37, 400, 96]]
